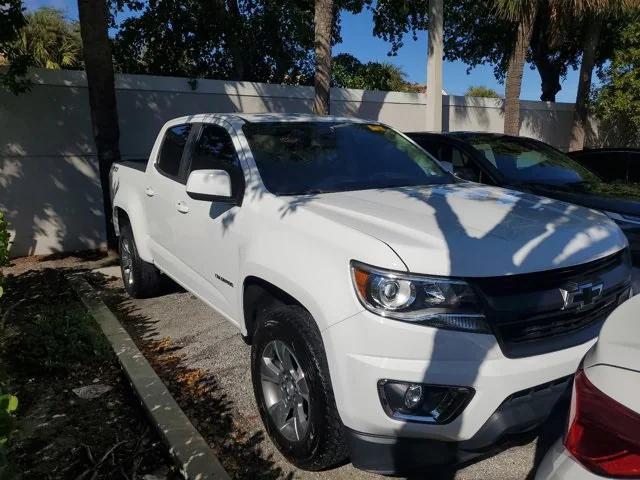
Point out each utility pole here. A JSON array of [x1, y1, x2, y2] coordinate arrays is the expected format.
[[425, 0, 443, 132]]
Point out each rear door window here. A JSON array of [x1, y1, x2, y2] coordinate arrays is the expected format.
[[157, 124, 192, 180]]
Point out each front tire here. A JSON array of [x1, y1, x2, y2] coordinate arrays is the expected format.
[[251, 305, 348, 471], [119, 223, 162, 298]]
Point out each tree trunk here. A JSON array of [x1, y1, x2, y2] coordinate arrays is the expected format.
[[570, 16, 602, 151], [77, 0, 120, 250], [313, 0, 334, 115], [534, 56, 562, 102], [225, 0, 245, 80], [503, 6, 537, 136]]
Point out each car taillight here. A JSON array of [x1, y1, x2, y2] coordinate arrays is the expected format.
[[564, 369, 640, 478]]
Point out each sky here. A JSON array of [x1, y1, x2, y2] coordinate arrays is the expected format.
[[23, 0, 580, 102]]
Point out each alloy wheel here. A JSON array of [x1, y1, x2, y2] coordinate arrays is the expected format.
[[121, 239, 134, 286], [260, 340, 310, 442]]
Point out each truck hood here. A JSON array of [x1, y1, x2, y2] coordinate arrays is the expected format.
[[298, 183, 628, 277]]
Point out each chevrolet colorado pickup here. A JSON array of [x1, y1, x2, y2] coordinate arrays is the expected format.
[[110, 114, 633, 475]]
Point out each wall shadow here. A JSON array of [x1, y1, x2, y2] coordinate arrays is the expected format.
[[0, 81, 106, 258]]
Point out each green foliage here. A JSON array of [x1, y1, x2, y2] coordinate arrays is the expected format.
[[16, 7, 83, 70], [0, 211, 9, 299], [6, 302, 109, 374], [370, 0, 427, 56], [0, 0, 30, 94], [0, 212, 9, 270], [591, 182, 640, 200], [593, 17, 640, 147], [0, 391, 18, 477], [371, 0, 628, 101], [112, 0, 367, 84], [465, 85, 501, 97], [1, 5, 84, 94], [332, 53, 418, 92], [0, 394, 18, 445]]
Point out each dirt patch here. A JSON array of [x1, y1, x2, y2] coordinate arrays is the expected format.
[[0, 269, 176, 479], [3, 249, 118, 277]]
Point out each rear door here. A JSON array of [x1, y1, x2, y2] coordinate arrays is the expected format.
[[146, 123, 195, 275]]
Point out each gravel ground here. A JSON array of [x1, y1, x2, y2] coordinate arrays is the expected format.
[[5, 254, 639, 480]]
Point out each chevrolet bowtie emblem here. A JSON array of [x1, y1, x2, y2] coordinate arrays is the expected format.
[[560, 282, 604, 310]]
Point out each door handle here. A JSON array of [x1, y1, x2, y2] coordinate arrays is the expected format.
[[145, 187, 155, 197], [176, 201, 189, 214]]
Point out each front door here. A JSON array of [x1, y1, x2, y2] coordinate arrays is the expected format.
[[173, 122, 245, 321]]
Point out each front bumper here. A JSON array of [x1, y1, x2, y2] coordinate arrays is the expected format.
[[348, 376, 571, 474], [321, 311, 591, 470]]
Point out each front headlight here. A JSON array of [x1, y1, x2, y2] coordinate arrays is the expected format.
[[351, 261, 489, 333]]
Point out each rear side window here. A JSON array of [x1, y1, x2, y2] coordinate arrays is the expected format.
[[157, 124, 191, 179]]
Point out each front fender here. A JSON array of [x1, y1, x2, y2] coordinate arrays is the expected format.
[[239, 223, 406, 332]]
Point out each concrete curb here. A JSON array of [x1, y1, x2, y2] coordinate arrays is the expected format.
[[68, 274, 230, 480]]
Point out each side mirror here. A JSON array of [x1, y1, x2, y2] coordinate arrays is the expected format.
[[186, 169, 234, 202]]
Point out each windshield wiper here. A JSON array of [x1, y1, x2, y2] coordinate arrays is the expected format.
[[280, 189, 328, 196]]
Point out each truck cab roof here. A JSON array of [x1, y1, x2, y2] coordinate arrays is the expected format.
[[165, 112, 371, 128]]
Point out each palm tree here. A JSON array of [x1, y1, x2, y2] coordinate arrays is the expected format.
[[494, 0, 538, 136], [18, 7, 82, 69], [495, 0, 627, 143], [77, 0, 120, 249], [313, 0, 335, 115]]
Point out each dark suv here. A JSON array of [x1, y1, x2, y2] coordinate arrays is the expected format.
[[407, 132, 640, 262]]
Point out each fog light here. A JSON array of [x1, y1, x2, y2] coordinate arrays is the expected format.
[[378, 380, 474, 424], [404, 384, 424, 409]]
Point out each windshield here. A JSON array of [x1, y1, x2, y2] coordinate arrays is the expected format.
[[464, 135, 600, 186], [243, 122, 452, 195]]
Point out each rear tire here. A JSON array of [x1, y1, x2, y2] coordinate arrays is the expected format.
[[251, 305, 348, 471], [119, 223, 162, 298]]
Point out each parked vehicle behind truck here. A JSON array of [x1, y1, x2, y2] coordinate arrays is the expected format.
[[407, 132, 640, 262], [110, 114, 633, 474]]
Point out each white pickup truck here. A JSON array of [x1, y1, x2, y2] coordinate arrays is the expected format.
[[110, 114, 633, 475]]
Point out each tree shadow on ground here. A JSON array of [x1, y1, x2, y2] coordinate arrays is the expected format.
[[86, 272, 291, 480]]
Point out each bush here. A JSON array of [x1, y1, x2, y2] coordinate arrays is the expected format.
[[0, 391, 18, 479], [6, 301, 109, 374], [591, 182, 640, 201], [0, 212, 8, 269], [0, 212, 9, 299]]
